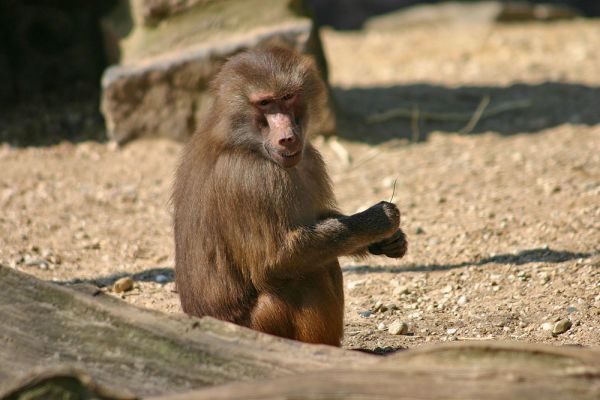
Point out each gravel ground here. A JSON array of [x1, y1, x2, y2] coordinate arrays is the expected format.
[[1, 19, 599, 352]]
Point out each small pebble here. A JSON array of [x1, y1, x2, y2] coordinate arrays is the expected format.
[[347, 280, 364, 290], [373, 300, 383, 312], [541, 322, 553, 331], [24, 258, 49, 269], [388, 320, 409, 335], [552, 319, 572, 335], [446, 328, 458, 335], [457, 295, 468, 306], [113, 277, 134, 293], [377, 322, 386, 331], [359, 310, 372, 318], [393, 286, 410, 296], [48, 254, 62, 265], [517, 271, 530, 281]]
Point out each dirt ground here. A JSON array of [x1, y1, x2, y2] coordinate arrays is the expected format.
[[1, 19, 599, 352]]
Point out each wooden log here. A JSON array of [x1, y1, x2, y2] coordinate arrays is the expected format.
[[2, 266, 600, 399], [156, 342, 600, 400], [0, 266, 369, 398], [0, 366, 136, 400], [4, 342, 600, 400]]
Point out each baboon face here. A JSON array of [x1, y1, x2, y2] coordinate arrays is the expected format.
[[213, 47, 325, 168]]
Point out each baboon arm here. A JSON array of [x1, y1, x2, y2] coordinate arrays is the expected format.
[[257, 202, 399, 281], [315, 210, 372, 258]]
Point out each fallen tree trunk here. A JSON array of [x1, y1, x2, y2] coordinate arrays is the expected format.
[[0, 266, 368, 398], [162, 341, 600, 400], [1, 266, 599, 400]]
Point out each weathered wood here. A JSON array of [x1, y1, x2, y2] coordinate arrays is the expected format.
[[156, 370, 600, 400], [156, 342, 600, 400], [2, 266, 600, 399], [0, 367, 136, 400], [0, 266, 369, 398], [5, 342, 600, 400]]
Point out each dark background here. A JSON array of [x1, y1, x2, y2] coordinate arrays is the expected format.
[[0, 0, 598, 103], [0, 0, 598, 145]]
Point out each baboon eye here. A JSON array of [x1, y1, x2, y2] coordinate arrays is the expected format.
[[282, 93, 295, 101], [258, 99, 271, 106]]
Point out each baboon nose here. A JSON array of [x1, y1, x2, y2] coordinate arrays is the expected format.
[[278, 135, 297, 147]]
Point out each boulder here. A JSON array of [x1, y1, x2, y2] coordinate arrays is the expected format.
[[364, 1, 579, 31], [100, 0, 335, 143]]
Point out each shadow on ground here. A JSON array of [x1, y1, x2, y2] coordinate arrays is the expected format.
[[352, 346, 407, 356], [343, 248, 595, 274], [58, 248, 595, 285], [59, 267, 174, 287], [3, 81, 598, 147], [334, 82, 600, 144]]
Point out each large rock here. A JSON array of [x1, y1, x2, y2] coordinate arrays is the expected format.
[[100, 0, 335, 143], [130, 0, 215, 26], [364, 1, 579, 31]]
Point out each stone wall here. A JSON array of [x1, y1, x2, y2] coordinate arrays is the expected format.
[[100, 0, 335, 143]]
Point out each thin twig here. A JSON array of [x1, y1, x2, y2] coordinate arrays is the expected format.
[[460, 95, 490, 134], [389, 177, 399, 203], [345, 148, 381, 171], [366, 98, 531, 124], [456, 336, 496, 341], [346, 331, 365, 335]]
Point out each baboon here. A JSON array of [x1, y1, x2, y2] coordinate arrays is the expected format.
[[173, 47, 407, 346]]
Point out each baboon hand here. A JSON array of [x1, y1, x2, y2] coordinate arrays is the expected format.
[[361, 201, 400, 237], [368, 229, 408, 259]]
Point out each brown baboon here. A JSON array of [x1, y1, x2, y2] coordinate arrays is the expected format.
[[173, 47, 407, 346]]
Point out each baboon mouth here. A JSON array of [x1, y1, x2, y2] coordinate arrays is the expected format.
[[265, 145, 302, 167], [281, 151, 299, 158], [277, 150, 301, 167]]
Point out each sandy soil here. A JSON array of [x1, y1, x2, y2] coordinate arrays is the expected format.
[[1, 19, 599, 352]]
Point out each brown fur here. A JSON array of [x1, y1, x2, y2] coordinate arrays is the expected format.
[[173, 47, 407, 346]]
